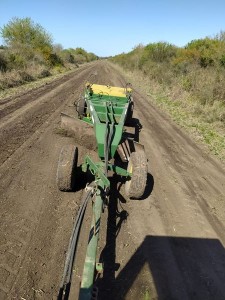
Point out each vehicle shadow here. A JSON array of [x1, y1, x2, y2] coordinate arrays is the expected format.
[[96, 172, 154, 299], [96, 176, 225, 300], [109, 235, 225, 300]]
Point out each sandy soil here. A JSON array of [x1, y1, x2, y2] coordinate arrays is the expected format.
[[1, 61, 225, 300]]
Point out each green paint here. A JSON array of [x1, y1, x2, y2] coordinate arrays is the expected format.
[[77, 84, 133, 299], [79, 180, 104, 300], [80, 86, 130, 161], [83, 156, 110, 187]]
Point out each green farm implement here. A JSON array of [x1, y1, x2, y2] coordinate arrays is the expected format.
[[57, 82, 147, 300]]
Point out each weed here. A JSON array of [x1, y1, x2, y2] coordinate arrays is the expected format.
[[110, 62, 225, 161]]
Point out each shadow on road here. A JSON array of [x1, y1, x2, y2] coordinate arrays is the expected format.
[[96, 175, 225, 300], [113, 236, 225, 300]]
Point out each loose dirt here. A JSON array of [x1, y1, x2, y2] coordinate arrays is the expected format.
[[1, 61, 225, 300]]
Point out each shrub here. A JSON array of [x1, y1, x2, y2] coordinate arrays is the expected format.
[[0, 17, 98, 89], [143, 42, 177, 63], [38, 69, 51, 78], [0, 51, 7, 72]]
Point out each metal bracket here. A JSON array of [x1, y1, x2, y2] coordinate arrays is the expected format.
[[82, 156, 110, 188]]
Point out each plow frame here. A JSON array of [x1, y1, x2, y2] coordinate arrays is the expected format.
[[57, 82, 147, 300], [78, 84, 134, 299]]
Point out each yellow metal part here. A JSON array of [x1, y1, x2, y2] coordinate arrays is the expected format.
[[91, 84, 132, 98]]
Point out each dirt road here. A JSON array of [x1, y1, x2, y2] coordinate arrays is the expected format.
[[1, 61, 225, 300]]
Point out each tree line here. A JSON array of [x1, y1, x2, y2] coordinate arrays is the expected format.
[[0, 17, 98, 89], [111, 33, 225, 108]]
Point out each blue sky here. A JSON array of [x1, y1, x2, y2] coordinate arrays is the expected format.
[[1, 0, 225, 57]]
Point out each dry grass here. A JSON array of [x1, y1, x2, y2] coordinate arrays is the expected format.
[[110, 62, 225, 161], [0, 59, 79, 92], [0, 66, 78, 101]]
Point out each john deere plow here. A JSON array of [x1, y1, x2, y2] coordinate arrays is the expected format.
[[57, 81, 147, 300]]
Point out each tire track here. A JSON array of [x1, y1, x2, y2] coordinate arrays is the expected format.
[[0, 63, 98, 298], [0, 64, 96, 166]]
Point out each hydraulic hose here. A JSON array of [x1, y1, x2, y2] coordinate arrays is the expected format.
[[57, 189, 93, 300]]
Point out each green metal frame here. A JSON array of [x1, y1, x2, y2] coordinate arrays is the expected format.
[[78, 85, 132, 300], [79, 179, 104, 300], [82, 89, 130, 160]]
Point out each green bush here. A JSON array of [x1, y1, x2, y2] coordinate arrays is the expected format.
[[112, 33, 225, 111], [0, 17, 98, 89], [143, 42, 177, 63]]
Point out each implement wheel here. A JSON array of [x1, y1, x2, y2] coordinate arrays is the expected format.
[[125, 149, 147, 199], [77, 97, 87, 119], [57, 145, 78, 191]]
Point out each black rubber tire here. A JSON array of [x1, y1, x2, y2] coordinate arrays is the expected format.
[[125, 150, 147, 199], [77, 97, 86, 119], [125, 100, 134, 126], [57, 145, 78, 191]]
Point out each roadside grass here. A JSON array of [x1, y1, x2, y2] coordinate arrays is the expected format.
[[110, 62, 225, 161], [0, 65, 78, 101], [143, 289, 151, 300]]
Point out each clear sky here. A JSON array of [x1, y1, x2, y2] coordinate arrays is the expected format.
[[1, 0, 225, 57]]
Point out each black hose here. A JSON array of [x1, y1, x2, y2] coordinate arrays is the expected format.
[[57, 189, 93, 300]]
